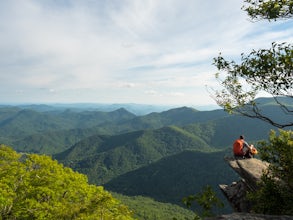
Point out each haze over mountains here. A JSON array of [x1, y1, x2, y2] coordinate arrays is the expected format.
[[0, 97, 292, 216], [0, 102, 219, 115]]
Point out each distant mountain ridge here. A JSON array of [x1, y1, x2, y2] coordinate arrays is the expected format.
[[0, 103, 184, 115], [1, 97, 291, 155], [0, 97, 292, 215], [0, 105, 228, 154], [0, 107, 136, 151]]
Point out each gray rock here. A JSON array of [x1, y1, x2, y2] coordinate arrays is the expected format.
[[226, 158, 269, 190], [219, 158, 268, 212], [215, 157, 293, 219]]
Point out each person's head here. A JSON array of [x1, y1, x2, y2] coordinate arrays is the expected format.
[[240, 135, 244, 140]]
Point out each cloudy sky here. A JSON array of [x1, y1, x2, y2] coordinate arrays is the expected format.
[[0, 0, 292, 107]]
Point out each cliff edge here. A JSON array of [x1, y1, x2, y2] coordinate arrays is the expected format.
[[219, 157, 269, 212], [212, 158, 293, 219]]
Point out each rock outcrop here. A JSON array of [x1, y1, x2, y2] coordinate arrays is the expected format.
[[219, 158, 269, 212], [210, 157, 293, 220]]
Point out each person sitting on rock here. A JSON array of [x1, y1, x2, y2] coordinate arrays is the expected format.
[[233, 135, 253, 159]]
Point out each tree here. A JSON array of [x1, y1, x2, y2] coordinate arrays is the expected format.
[[243, 0, 293, 20], [0, 145, 134, 220], [211, 0, 293, 216], [182, 185, 224, 219], [248, 130, 293, 215], [212, 0, 293, 128], [210, 0, 293, 215]]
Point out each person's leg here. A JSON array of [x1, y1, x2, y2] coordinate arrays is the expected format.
[[244, 150, 253, 158], [234, 154, 244, 159]]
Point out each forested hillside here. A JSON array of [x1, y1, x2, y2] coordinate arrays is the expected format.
[[1, 99, 289, 155], [54, 126, 215, 184], [0, 107, 136, 154], [112, 193, 196, 219], [106, 150, 237, 205], [0, 98, 291, 217]]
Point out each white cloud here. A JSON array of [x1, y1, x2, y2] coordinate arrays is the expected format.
[[0, 0, 292, 105], [168, 92, 185, 97], [145, 90, 159, 96]]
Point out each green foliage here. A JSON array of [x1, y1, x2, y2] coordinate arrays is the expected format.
[[182, 185, 224, 219], [0, 107, 135, 154], [0, 103, 289, 217], [112, 193, 196, 220], [0, 106, 206, 154], [56, 126, 215, 184], [105, 150, 236, 214], [214, 42, 293, 98], [213, 43, 293, 128], [12, 127, 112, 155], [212, 0, 293, 128], [248, 130, 293, 215], [1, 103, 286, 154], [0, 145, 134, 219], [243, 0, 293, 20], [182, 122, 216, 146]]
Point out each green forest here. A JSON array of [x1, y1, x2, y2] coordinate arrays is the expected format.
[[0, 145, 133, 219], [0, 0, 292, 218], [0, 97, 292, 219]]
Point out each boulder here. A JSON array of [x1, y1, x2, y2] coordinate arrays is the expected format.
[[219, 180, 250, 212], [219, 157, 269, 212], [214, 158, 293, 219], [226, 158, 269, 190]]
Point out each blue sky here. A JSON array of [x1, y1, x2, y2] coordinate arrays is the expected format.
[[0, 0, 292, 107]]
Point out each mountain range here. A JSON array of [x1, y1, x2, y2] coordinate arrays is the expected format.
[[0, 97, 292, 216]]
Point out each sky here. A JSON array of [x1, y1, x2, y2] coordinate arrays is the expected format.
[[0, 0, 292, 108]]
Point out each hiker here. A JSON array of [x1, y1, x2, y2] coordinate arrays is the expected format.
[[233, 135, 253, 158]]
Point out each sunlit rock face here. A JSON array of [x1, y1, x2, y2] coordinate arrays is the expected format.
[[220, 158, 268, 212], [215, 158, 293, 220]]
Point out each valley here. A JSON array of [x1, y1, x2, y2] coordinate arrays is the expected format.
[[0, 97, 292, 218]]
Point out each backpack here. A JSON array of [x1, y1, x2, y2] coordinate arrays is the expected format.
[[233, 139, 243, 155]]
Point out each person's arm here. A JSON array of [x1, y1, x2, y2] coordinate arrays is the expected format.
[[243, 141, 250, 149]]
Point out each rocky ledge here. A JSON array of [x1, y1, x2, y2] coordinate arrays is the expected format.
[[219, 158, 269, 212], [215, 157, 293, 220]]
